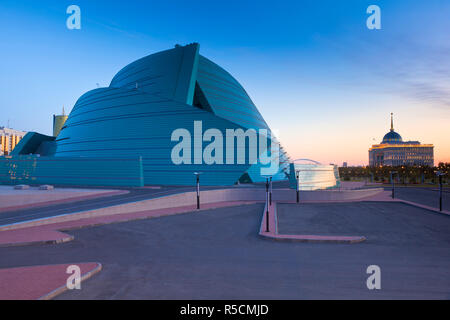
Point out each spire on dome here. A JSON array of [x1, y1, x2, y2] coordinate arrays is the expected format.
[[390, 113, 394, 132]]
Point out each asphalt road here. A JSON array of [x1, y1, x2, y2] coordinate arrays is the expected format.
[[0, 186, 198, 227], [1, 201, 449, 299]]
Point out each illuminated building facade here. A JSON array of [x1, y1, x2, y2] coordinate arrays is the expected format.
[[0, 127, 26, 156], [368, 114, 434, 167]]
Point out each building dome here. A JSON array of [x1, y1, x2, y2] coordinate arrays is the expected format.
[[382, 131, 402, 144], [381, 113, 403, 144]]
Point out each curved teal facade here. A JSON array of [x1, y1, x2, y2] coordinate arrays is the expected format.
[[53, 43, 289, 186]]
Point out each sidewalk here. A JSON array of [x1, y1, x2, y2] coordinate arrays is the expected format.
[[0, 262, 102, 300]]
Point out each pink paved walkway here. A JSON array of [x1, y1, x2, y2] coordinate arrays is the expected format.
[[0, 262, 102, 300], [0, 201, 256, 247]]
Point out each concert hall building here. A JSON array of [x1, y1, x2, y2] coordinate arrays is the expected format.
[[1, 44, 290, 186]]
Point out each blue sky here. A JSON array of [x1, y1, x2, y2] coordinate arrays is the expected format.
[[0, 0, 449, 164]]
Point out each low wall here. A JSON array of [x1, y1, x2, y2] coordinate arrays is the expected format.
[[69, 187, 384, 215], [0, 155, 144, 187]]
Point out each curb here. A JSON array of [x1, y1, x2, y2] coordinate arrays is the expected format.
[[396, 199, 449, 216], [0, 234, 74, 248], [259, 232, 366, 243], [38, 263, 103, 300]]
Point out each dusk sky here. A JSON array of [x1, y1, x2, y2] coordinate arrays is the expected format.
[[0, 0, 449, 165]]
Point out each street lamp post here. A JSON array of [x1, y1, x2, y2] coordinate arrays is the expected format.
[[296, 170, 300, 203], [269, 176, 273, 206], [194, 172, 201, 210], [436, 171, 445, 212], [390, 171, 398, 199], [265, 178, 269, 232], [439, 175, 443, 212]]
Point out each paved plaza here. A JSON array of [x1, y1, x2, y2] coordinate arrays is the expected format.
[[1, 195, 449, 299]]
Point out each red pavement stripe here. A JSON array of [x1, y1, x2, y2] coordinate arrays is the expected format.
[[0, 227, 74, 247], [263, 233, 366, 243], [0, 228, 73, 247], [0, 263, 102, 300]]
